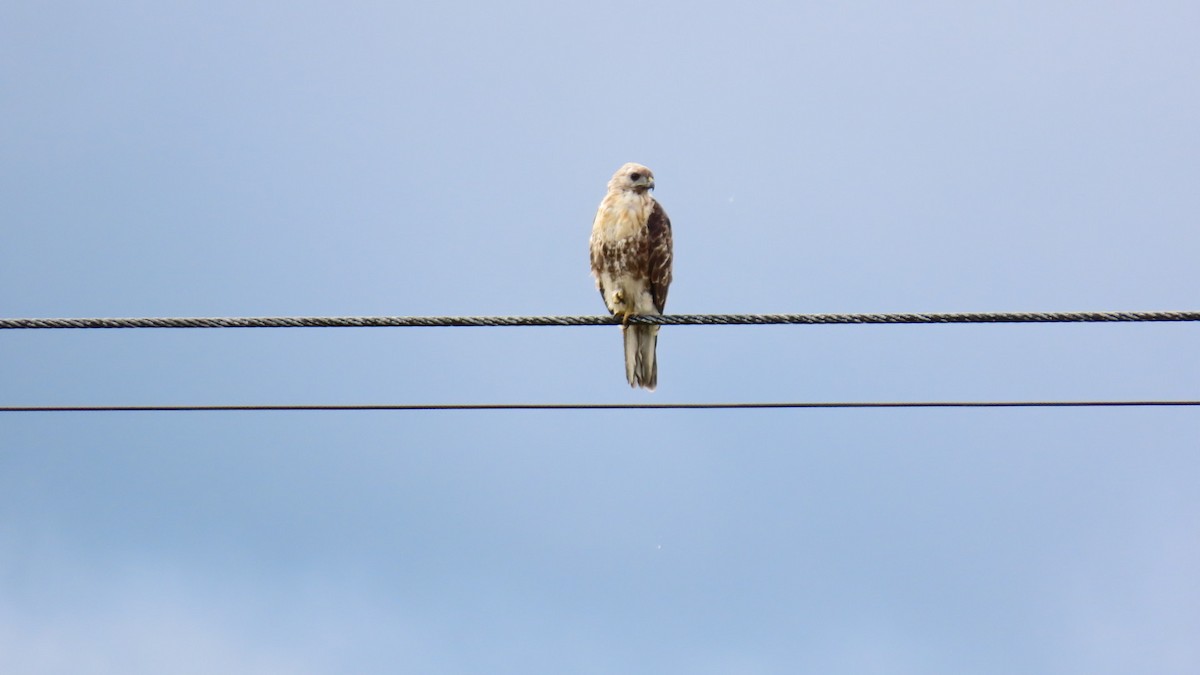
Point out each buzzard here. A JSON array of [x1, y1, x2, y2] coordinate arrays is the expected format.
[[589, 162, 674, 390]]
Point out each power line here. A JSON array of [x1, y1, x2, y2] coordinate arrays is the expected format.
[[3, 401, 1198, 413], [2, 310, 1199, 330], [4, 313, 1194, 414]]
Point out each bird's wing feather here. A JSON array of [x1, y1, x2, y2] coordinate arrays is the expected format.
[[646, 200, 673, 313]]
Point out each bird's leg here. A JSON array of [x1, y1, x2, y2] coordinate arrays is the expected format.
[[610, 288, 630, 326]]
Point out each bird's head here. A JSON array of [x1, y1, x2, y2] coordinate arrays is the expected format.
[[609, 162, 656, 194]]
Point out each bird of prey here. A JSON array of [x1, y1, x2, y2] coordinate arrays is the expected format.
[[589, 162, 674, 390]]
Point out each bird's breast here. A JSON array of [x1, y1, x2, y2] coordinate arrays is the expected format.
[[595, 193, 653, 241]]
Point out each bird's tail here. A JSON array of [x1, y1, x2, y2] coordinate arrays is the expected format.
[[622, 324, 659, 390]]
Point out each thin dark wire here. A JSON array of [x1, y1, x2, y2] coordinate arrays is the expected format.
[[2, 311, 1200, 330], [2, 401, 1198, 412]]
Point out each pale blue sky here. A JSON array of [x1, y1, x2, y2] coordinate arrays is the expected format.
[[2, 2, 1198, 673]]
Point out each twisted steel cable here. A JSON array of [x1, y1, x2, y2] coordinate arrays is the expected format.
[[3, 310, 1199, 330]]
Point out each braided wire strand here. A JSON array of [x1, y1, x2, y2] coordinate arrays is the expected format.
[[2, 311, 1199, 330]]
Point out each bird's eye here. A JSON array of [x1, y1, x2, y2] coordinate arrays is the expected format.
[[629, 172, 642, 182]]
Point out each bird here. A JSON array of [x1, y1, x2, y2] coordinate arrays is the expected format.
[[589, 162, 674, 390]]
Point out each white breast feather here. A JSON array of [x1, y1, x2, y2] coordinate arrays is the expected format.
[[591, 191, 659, 316]]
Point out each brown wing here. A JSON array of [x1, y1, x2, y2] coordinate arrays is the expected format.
[[589, 233, 605, 305], [646, 199, 673, 313]]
